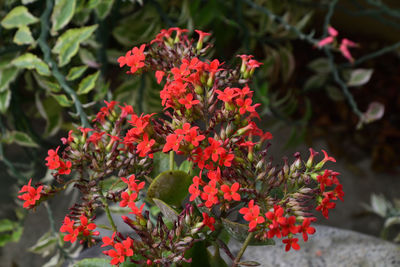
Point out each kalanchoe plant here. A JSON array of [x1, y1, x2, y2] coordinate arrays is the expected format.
[[17, 28, 344, 266]]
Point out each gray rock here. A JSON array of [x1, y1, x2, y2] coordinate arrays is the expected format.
[[227, 225, 400, 267]]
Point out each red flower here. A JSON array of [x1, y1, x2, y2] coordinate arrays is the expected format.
[[247, 59, 263, 71], [104, 237, 134, 265], [265, 205, 284, 224], [61, 130, 74, 145], [78, 215, 99, 237], [298, 218, 315, 242], [87, 131, 105, 146], [321, 149, 336, 163], [175, 123, 205, 147], [205, 59, 223, 75], [18, 179, 43, 209], [121, 175, 145, 192], [202, 212, 215, 231], [282, 237, 300, 251], [204, 138, 225, 162], [137, 133, 155, 157], [119, 103, 135, 118], [178, 93, 200, 109], [189, 175, 202, 201], [207, 168, 221, 182], [195, 30, 211, 43], [163, 133, 184, 153], [235, 98, 259, 115], [221, 182, 241, 201], [118, 44, 146, 74], [333, 184, 344, 201], [155, 70, 165, 84], [216, 87, 238, 103], [119, 191, 138, 208], [279, 216, 299, 237], [58, 160, 72, 175], [316, 196, 336, 219], [239, 200, 265, 231], [60, 216, 79, 243], [218, 151, 234, 167], [317, 169, 335, 192], [45, 147, 60, 169], [201, 180, 219, 208]]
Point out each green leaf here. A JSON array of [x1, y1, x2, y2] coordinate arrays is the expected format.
[[35, 94, 63, 136], [303, 74, 327, 92], [221, 218, 275, 246], [0, 219, 14, 232], [51, 0, 77, 33], [347, 69, 373, 87], [307, 58, 331, 74], [0, 6, 39, 29], [33, 74, 61, 93], [362, 102, 385, 124], [52, 25, 98, 66], [10, 226, 23, 243], [0, 89, 11, 114], [10, 131, 38, 147], [179, 160, 193, 174], [152, 198, 179, 224], [22, 0, 38, 3], [13, 25, 35, 45], [147, 170, 192, 207], [28, 231, 58, 256], [384, 217, 400, 229], [183, 241, 211, 267], [12, 53, 51, 76], [0, 67, 19, 93], [77, 71, 100, 95], [51, 94, 73, 107], [66, 65, 88, 81], [0, 233, 13, 247], [74, 258, 111, 267], [325, 85, 344, 101], [369, 194, 389, 217], [150, 152, 173, 178], [237, 261, 261, 266], [90, 0, 115, 20]]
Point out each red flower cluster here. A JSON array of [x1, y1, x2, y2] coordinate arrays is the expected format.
[[45, 146, 72, 175], [102, 233, 134, 265], [60, 215, 99, 244], [120, 175, 145, 217], [118, 44, 146, 74], [240, 202, 316, 251], [17, 179, 43, 209]]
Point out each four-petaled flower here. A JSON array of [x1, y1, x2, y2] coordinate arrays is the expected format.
[[202, 212, 215, 231], [220, 182, 241, 201], [282, 237, 300, 252], [239, 200, 265, 231], [18, 179, 43, 209]]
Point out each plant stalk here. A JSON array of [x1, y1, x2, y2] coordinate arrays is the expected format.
[[232, 232, 254, 267]]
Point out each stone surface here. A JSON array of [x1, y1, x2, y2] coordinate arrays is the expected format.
[[227, 225, 400, 267]]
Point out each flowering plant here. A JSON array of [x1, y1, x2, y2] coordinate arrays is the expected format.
[[18, 28, 343, 266]]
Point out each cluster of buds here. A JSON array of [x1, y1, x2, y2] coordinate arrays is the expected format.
[[18, 28, 344, 266]]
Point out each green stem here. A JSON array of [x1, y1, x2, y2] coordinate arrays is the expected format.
[[232, 232, 254, 267], [169, 150, 174, 170], [38, 0, 90, 128], [99, 183, 117, 232]]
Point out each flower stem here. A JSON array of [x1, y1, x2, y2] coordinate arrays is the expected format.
[[232, 232, 254, 267], [169, 150, 175, 170], [99, 183, 117, 232]]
